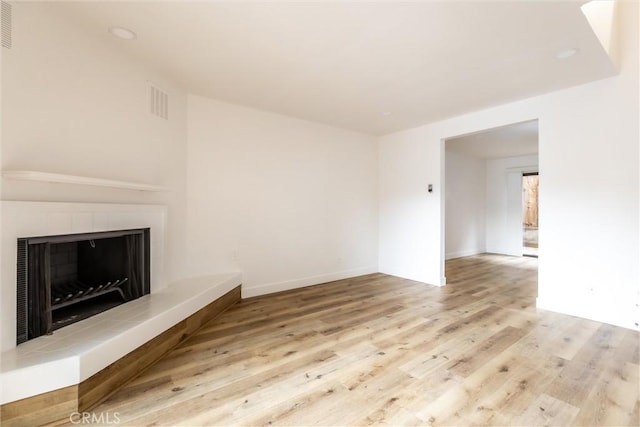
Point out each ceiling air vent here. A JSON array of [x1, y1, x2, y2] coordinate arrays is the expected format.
[[149, 82, 169, 120], [1, 1, 11, 49]]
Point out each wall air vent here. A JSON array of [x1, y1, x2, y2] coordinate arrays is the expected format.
[[149, 82, 169, 120], [1, 1, 12, 49]]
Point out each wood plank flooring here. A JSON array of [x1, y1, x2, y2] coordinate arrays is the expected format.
[[60, 254, 639, 426]]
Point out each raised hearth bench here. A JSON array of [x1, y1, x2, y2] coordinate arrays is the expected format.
[[0, 272, 242, 427]]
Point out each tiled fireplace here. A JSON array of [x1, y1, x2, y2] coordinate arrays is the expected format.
[[0, 201, 166, 406], [1, 201, 166, 352], [0, 201, 242, 414]]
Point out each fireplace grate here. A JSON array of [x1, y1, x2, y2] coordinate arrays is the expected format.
[[52, 277, 128, 309]]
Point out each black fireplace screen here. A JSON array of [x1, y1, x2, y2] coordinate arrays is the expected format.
[[17, 228, 150, 345]]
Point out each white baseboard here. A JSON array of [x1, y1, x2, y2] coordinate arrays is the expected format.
[[445, 248, 484, 260], [241, 266, 378, 298], [536, 295, 639, 332]]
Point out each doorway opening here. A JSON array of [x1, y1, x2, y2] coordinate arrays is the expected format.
[[522, 172, 539, 257], [442, 119, 539, 289]]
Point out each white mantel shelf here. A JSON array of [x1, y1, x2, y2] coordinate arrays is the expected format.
[[2, 170, 168, 192]]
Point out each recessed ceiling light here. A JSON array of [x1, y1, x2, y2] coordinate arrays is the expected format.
[[554, 48, 579, 60], [381, 111, 392, 117], [109, 26, 137, 40]]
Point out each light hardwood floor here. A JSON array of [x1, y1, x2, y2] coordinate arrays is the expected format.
[[63, 254, 639, 426]]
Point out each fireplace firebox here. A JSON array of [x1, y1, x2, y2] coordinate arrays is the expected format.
[[16, 228, 150, 345]]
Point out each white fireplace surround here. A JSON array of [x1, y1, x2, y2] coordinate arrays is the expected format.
[[0, 201, 243, 406], [1, 201, 167, 352]]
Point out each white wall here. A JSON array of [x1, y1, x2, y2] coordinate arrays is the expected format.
[[378, 127, 443, 285], [485, 155, 538, 256], [444, 150, 486, 260], [1, 2, 378, 328], [186, 95, 378, 297], [0, 3, 4, 405], [0, 3, 189, 284], [379, 0, 638, 330]]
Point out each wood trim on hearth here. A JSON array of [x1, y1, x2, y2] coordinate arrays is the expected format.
[[0, 285, 241, 427]]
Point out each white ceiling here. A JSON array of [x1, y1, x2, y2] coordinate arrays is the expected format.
[[446, 120, 539, 159], [46, 1, 615, 135]]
